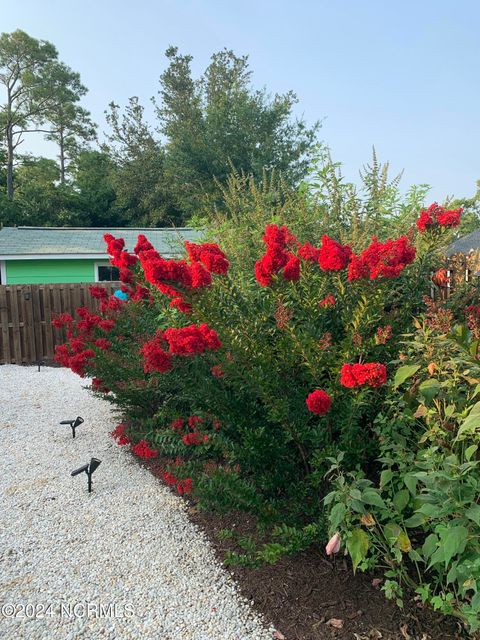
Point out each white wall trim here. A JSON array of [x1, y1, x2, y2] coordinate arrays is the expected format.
[[0, 253, 110, 261], [0, 260, 6, 284]]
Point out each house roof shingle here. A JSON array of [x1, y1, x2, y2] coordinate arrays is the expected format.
[[0, 226, 203, 257], [446, 229, 480, 257]]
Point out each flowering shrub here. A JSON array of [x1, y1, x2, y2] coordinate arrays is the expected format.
[[52, 177, 477, 630]]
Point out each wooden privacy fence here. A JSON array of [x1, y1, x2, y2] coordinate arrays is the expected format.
[[0, 282, 119, 365]]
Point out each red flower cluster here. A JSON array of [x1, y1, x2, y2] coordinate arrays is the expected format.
[[348, 236, 416, 281], [170, 418, 185, 432], [298, 242, 321, 262], [135, 234, 229, 312], [185, 241, 229, 275], [163, 324, 222, 355], [416, 203, 462, 232], [318, 235, 352, 271], [92, 377, 110, 393], [88, 285, 109, 300], [375, 325, 392, 345], [340, 363, 387, 388], [141, 324, 221, 373], [52, 312, 73, 329], [104, 233, 138, 283], [162, 471, 193, 495], [319, 294, 336, 308], [182, 432, 209, 445], [99, 319, 115, 333], [94, 338, 111, 351], [306, 389, 331, 415], [255, 224, 300, 286], [131, 439, 158, 459], [169, 415, 210, 446], [111, 423, 130, 445], [141, 333, 172, 373], [211, 365, 225, 378]]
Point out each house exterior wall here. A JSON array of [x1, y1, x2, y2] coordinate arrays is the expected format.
[[6, 259, 96, 284]]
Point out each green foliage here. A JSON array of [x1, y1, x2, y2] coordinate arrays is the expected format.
[[325, 320, 480, 632], [156, 46, 320, 217]]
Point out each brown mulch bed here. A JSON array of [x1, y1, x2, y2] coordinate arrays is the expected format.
[[135, 455, 467, 640]]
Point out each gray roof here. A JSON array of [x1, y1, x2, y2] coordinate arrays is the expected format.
[[0, 226, 204, 257], [446, 229, 480, 257]]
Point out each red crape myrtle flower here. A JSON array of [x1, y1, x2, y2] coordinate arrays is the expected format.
[[255, 224, 300, 286], [306, 389, 332, 415], [319, 294, 336, 308], [111, 423, 130, 445], [131, 439, 158, 459], [348, 236, 416, 281], [185, 241, 230, 275], [88, 285, 109, 300], [163, 324, 221, 355], [94, 338, 111, 351], [416, 203, 462, 232], [52, 312, 73, 329], [318, 235, 352, 271], [298, 242, 321, 263], [340, 363, 387, 388], [141, 334, 172, 373], [177, 478, 193, 495]]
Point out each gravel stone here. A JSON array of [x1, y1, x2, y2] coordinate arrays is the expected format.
[[0, 365, 273, 640]]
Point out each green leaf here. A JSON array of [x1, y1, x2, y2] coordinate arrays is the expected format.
[[404, 513, 427, 528], [404, 474, 417, 496], [380, 469, 394, 488], [384, 522, 401, 545], [465, 445, 478, 461], [422, 533, 438, 558], [362, 489, 386, 509], [416, 503, 439, 518], [465, 504, 480, 526], [394, 365, 420, 388], [408, 549, 422, 562], [393, 489, 410, 513], [418, 379, 440, 401], [330, 502, 347, 530], [446, 564, 458, 584], [441, 526, 468, 568], [347, 528, 369, 572], [456, 414, 480, 440]]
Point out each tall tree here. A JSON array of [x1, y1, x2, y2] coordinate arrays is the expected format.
[[45, 62, 96, 184], [104, 97, 183, 226], [0, 30, 58, 199], [156, 46, 320, 216]]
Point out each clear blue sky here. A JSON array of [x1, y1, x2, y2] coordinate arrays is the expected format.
[[2, 0, 479, 201]]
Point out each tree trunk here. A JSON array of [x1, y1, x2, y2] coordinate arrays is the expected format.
[[6, 125, 14, 200], [59, 127, 65, 184]]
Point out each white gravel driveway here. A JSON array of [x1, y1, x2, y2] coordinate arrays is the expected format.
[[0, 365, 272, 640]]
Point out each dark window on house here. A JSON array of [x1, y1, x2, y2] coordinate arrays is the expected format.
[[97, 265, 120, 281]]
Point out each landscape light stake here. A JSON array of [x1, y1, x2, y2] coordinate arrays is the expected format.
[[60, 416, 84, 439], [71, 458, 102, 493]]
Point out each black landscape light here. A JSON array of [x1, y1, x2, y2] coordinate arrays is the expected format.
[[71, 458, 102, 493], [36, 360, 45, 372], [60, 416, 84, 439]]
